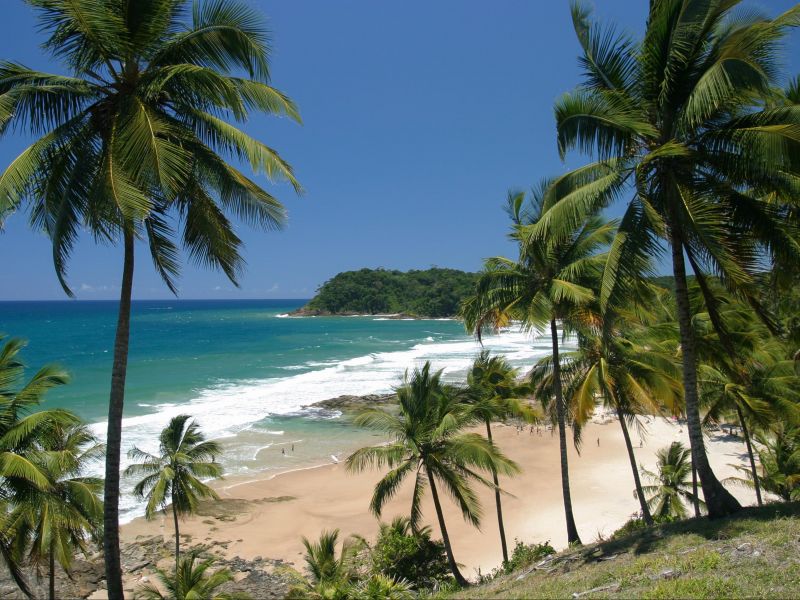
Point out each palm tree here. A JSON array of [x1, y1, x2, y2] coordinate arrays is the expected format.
[[8, 422, 104, 600], [737, 425, 800, 502], [287, 529, 364, 600], [348, 575, 414, 600], [461, 187, 614, 545], [0, 336, 80, 597], [124, 415, 223, 573], [642, 442, 705, 520], [699, 315, 800, 507], [346, 362, 520, 587], [0, 3, 300, 593], [463, 350, 537, 564], [136, 553, 244, 600], [561, 315, 682, 526], [547, 0, 800, 518]]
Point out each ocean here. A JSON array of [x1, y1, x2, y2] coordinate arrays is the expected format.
[[0, 299, 564, 522]]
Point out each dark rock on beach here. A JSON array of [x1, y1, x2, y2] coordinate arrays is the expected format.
[[308, 393, 397, 412]]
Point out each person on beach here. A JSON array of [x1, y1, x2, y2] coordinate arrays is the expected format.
[[282, 448, 285, 455]]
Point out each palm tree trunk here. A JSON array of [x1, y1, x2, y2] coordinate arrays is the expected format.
[[691, 455, 701, 517], [550, 318, 581, 545], [485, 420, 509, 564], [49, 539, 55, 600], [615, 406, 653, 525], [425, 465, 468, 587], [736, 404, 763, 506], [104, 227, 135, 600], [172, 500, 181, 574], [668, 230, 740, 518]]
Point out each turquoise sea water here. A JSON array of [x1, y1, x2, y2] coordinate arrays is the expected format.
[[0, 299, 563, 521]]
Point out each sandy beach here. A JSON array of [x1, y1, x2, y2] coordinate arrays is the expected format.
[[121, 413, 756, 583]]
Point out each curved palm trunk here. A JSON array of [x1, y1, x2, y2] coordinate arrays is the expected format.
[[425, 465, 468, 587], [668, 232, 740, 518], [484, 420, 509, 564], [735, 405, 763, 506], [615, 406, 652, 525], [550, 319, 581, 545], [49, 539, 55, 600], [172, 500, 181, 574], [104, 227, 135, 600], [691, 455, 701, 517]]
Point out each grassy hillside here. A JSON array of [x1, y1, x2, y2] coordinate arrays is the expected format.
[[457, 502, 800, 599]]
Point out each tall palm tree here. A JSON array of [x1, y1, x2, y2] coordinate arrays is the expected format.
[[461, 187, 614, 545], [124, 415, 223, 573], [8, 423, 104, 600], [136, 553, 242, 600], [561, 313, 682, 526], [0, 336, 80, 597], [642, 442, 705, 519], [463, 350, 537, 564], [0, 2, 300, 593], [547, 0, 800, 517], [346, 362, 520, 587]]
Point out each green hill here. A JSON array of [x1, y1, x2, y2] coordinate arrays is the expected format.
[[294, 268, 479, 318], [456, 502, 800, 599]]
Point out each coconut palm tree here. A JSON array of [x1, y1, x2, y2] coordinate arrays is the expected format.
[[346, 362, 520, 587], [8, 422, 104, 600], [135, 553, 244, 600], [461, 187, 614, 545], [286, 529, 364, 600], [463, 350, 537, 564], [642, 442, 705, 519], [0, 336, 81, 597], [547, 0, 800, 517], [0, 3, 300, 593], [348, 575, 413, 600], [124, 415, 222, 573], [733, 425, 800, 502], [561, 314, 682, 525], [699, 314, 800, 506]]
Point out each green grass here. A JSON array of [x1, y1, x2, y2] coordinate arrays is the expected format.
[[456, 502, 800, 599]]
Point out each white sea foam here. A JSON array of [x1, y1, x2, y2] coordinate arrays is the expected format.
[[93, 326, 569, 523]]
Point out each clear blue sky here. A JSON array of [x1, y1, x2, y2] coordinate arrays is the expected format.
[[1, 1, 797, 300]]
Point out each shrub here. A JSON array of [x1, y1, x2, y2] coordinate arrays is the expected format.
[[504, 539, 556, 573], [611, 514, 675, 539], [369, 517, 452, 589]]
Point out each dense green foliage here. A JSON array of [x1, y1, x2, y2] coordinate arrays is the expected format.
[[368, 517, 451, 590], [300, 268, 480, 317]]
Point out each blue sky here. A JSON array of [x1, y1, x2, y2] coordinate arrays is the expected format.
[[0, 1, 797, 300]]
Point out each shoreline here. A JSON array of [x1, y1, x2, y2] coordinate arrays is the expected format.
[[120, 414, 758, 587], [288, 307, 458, 319]]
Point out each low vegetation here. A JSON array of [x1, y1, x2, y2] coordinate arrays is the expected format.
[[457, 502, 800, 599]]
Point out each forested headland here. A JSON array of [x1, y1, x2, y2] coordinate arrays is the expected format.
[[293, 268, 480, 317]]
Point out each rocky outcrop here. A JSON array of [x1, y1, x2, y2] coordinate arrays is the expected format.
[[308, 393, 397, 412], [0, 537, 296, 599]]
